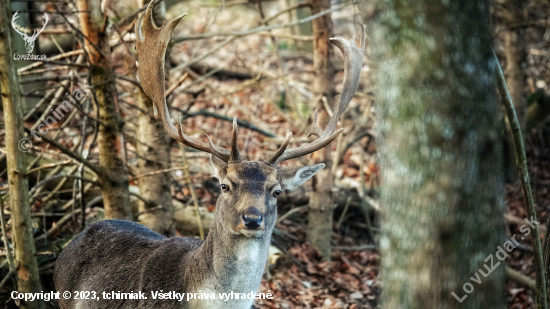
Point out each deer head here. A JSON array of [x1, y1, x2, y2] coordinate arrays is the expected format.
[[134, 1, 365, 238], [12, 11, 49, 54]]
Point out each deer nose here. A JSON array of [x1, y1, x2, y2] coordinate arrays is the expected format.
[[242, 207, 263, 230]]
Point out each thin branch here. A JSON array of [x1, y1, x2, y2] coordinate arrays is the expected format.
[[0, 198, 15, 273], [35, 196, 102, 242], [172, 4, 345, 42], [170, 35, 237, 73], [0, 269, 15, 290], [276, 205, 308, 224], [23, 88, 58, 122], [260, 2, 311, 25], [332, 245, 377, 251], [165, 72, 189, 97], [174, 107, 277, 137], [130, 167, 187, 181], [495, 50, 547, 309], [19, 73, 87, 84], [29, 174, 100, 197], [128, 192, 155, 207], [18, 49, 83, 73], [257, 32, 313, 41], [25, 160, 74, 175], [25, 129, 105, 177]]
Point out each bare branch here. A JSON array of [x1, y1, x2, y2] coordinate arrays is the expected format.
[[172, 4, 345, 42]]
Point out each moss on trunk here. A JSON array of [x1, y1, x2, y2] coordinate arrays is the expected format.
[[370, 0, 506, 307]]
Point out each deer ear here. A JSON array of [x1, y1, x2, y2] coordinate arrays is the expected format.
[[277, 164, 325, 190], [210, 154, 228, 181]]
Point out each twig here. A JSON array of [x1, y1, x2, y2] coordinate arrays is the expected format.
[[19, 73, 87, 84], [172, 4, 345, 42], [25, 160, 74, 175], [257, 32, 313, 41], [276, 206, 308, 224], [495, 50, 547, 309], [29, 174, 100, 197], [178, 68, 277, 137], [336, 196, 352, 230], [171, 36, 237, 73], [165, 73, 190, 97], [0, 198, 15, 273], [26, 129, 105, 178], [129, 192, 155, 207], [134, 205, 163, 217], [18, 49, 84, 73], [256, 1, 302, 121], [0, 269, 15, 290], [259, 2, 311, 25], [23, 88, 58, 121], [332, 245, 377, 251], [180, 144, 204, 240], [35, 196, 103, 242], [174, 107, 277, 138], [61, 182, 97, 211], [130, 167, 187, 181]]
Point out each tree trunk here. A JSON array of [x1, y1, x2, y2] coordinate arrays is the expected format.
[[136, 91, 174, 235], [306, 0, 335, 261], [76, 0, 132, 220], [0, 3, 45, 308], [370, 1, 506, 308], [135, 0, 173, 235]]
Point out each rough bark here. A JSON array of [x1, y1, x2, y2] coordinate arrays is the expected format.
[[135, 0, 174, 236], [76, 0, 132, 220], [136, 91, 174, 235], [0, 3, 45, 308], [306, 0, 335, 260], [370, 1, 506, 308]]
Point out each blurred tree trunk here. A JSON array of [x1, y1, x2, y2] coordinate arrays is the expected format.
[[370, 1, 506, 308], [0, 3, 44, 308], [501, 0, 526, 182], [306, 0, 335, 261], [76, 0, 132, 220], [135, 0, 174, 236]]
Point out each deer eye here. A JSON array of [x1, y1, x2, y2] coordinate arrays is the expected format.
[[220, 184, 230, 192], [273, 190, 282, 198]]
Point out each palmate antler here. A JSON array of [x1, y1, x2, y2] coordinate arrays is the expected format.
[[265, 25, 366, 166], [135, 0, 364, 165]]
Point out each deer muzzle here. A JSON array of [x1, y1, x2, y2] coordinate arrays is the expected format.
[[238, 207, 265, 235]]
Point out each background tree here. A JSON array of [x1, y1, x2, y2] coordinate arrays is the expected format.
[[0, 0, 44, 307], [369, 0, 506, 307], [306, 0, 335, 261], [135, 0, 174, 236], [76, 0, 132, 220]]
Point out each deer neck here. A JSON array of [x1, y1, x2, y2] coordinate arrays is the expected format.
[[191, 210, 271, 295]]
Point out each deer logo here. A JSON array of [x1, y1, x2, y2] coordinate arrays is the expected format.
[[12, 11, 48, 54]]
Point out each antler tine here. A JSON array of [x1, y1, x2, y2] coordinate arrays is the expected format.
[[229, 117, 242, 162], [12, 11, 27, 38], [265, 132, 292, 165], [135, 0, 231, 162], [267, 24, 366, 166], [32, 13, 49, 39]]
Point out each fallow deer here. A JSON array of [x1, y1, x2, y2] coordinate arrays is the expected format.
[[53, 2, 364, 308]]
